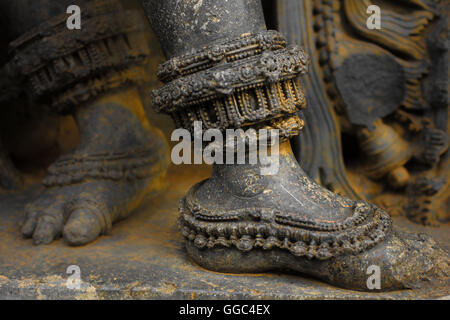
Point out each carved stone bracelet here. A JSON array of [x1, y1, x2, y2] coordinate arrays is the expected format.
[[151, 31, 310, 136], [157, 30, 287, 82], [3, 0, 151, 114], [43, 148, 165, 187]]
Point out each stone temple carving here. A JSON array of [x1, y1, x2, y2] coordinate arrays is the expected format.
[[142, 0, 449, 291], [280, 0, 449, 226], [0, 0, 169, 245], [0, 0, 448, 297]]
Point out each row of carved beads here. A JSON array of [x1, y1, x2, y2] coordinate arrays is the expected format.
[[152, 45, 309, 113], [5, 0, 150, 113], [170, 78, 306, 134], [27, 32, 149, 98], [9, 0, 144, 74], [179, 197, 392, 261], [43, 148, 164, 187], [50, 65, 149, 114], [313, 0, 346, 114], [157, 30, 287, 82]]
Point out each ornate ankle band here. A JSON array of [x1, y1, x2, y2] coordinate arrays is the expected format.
[[43, 148, 164, 187], [152, 31, 310, 136], [157, 30, 287, 82], [4, 0, 151, 114]]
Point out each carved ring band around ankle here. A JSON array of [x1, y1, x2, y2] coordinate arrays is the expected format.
[[152, 31, 310, 137], [153, 45, 308, 113], [157, 30, 288, 82], [43, 148, 163, 187], [179, 181, 393, 261], [4, 0, 151, 114]]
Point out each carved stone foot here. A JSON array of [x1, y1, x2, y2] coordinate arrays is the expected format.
[[141, 0, 448, 292], [180, 142, 449, 291], [21, 88, 169, 245]]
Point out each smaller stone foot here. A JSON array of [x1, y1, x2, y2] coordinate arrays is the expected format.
[[21, 88, 169, 246]]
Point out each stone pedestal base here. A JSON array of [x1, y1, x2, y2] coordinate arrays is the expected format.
[[0, 165, 448, 299]]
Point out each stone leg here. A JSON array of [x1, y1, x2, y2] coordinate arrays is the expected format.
[[141, 0, 449, 291]]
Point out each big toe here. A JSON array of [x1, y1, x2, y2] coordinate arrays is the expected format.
[[63, 208, 103, 246], [326, 230, 450, 291], [390, 231, 450, 288]]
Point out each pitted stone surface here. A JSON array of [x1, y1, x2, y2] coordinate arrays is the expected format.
[[0, 165, 448, 300]]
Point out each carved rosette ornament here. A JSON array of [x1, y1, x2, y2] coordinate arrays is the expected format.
[[43, 147, 166, 187]]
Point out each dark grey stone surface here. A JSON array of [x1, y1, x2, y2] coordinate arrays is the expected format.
[[0, 165, 448, 300]]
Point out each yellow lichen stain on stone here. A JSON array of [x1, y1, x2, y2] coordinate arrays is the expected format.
[[193, 0, 203, 14], [36, 288, 46, 300], [74, 283, 98, 300], [200, 279, 219, 288], [154, 282, 178, 296]]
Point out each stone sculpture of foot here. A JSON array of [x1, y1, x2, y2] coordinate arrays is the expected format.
[[21, 89, 169, 245], [143, 0, 449, 291], [181, 142, 449, 291], [1, 0, 169, 245]]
